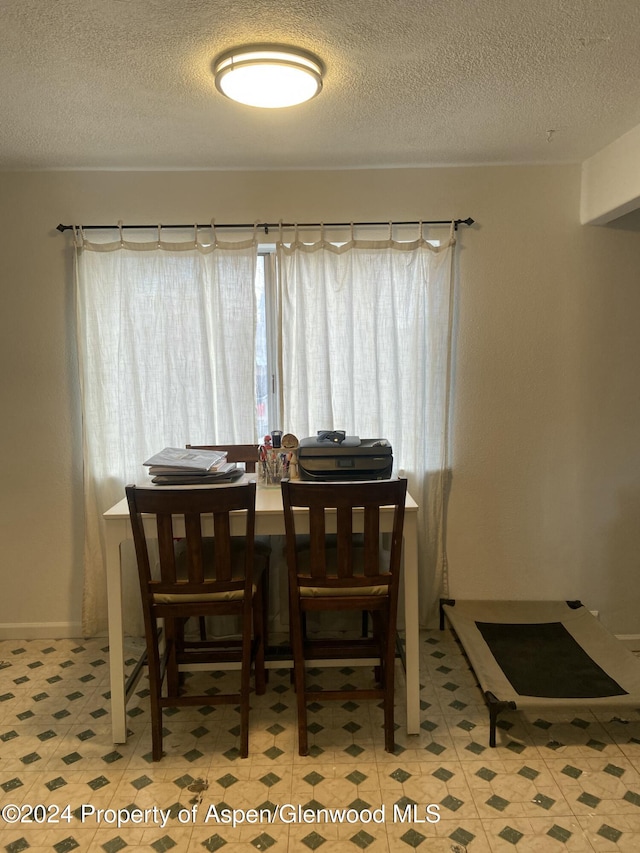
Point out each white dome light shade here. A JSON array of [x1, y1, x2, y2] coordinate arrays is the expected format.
[[214, 46, 323, 108]]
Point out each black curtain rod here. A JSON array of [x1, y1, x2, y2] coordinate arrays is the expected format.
[[57, 217, 474, 234]]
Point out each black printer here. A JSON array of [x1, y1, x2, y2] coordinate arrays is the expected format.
[[298, 434, 393, 481]]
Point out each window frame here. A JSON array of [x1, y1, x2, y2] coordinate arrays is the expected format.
[[258, 247, 281, 441]]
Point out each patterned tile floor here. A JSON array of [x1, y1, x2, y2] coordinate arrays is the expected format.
[[2, 630, 640, 851]]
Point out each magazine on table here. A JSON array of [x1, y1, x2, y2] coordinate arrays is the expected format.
[[151, 463, 243, 485], [143, 446, 228, 473]]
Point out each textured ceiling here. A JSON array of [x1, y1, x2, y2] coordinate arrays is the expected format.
[[2, 0, 640, 170]]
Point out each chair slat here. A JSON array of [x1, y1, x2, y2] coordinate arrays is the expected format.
[[157, 514, 177, 583], [184, 512, 204, 583], [308, 505, 326, 578], [213, 511, 233, 582], [336, 505, 353, 578], [363, 504, 380, 577]]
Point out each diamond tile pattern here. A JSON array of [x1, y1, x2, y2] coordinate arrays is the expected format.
[[1, 633, 640, 850]]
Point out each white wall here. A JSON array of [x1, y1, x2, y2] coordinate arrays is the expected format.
[[1, 165, 639, 637], [581, 122, 640, 224]]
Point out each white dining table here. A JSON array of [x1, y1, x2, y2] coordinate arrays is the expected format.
[[103, 478, 421, 743]]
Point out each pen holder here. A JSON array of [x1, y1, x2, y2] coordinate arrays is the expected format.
[[258, 447, 289, 487]]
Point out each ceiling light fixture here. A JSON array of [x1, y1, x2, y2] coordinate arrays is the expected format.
[[213, 45, 324, 108]]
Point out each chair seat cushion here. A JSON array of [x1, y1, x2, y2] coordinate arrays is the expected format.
[[153, 583, 257, 604], [296, 542, 390, 598], [299, 583, 388, 598]]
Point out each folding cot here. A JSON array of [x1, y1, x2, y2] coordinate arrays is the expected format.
[[440, 599, 640, 746]]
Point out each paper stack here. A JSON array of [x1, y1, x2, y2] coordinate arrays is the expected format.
[[143, 447, 243, 485]]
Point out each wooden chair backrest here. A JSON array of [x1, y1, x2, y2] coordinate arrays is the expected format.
[[186, 444, 260, 473], [126, 483, 257, 599], [281, 478, 407, 591]]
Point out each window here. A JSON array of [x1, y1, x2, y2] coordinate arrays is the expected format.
[[76, 224, 456, 633]]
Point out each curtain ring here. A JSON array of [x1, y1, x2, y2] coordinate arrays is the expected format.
[[278, 219, 283, 245], [320, 222, 325, 243], [157, 224, 162, 248], [294, 222, 299, 244], [117, 219, 124, 247], [210, 218, 217, 248], [72, 224, 83, 248], [449, 220, 455, 242], [388, 221, 393, 240], [194, 224, 198, 246], [418, 220, 423, 243], [350, 222, 355, 242]]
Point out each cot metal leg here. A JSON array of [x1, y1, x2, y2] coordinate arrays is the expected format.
[[439, 598, 456, 630], [485, 691, 517, 747]]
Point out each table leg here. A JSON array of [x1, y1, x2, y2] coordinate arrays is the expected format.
[[106, 520, 128, 743]]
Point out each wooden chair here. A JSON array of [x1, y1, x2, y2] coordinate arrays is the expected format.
[[126, 482, 268, 761], [281, 478, 407, 755]]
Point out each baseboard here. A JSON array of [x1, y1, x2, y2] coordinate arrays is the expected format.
[[0, 622, 84, 640], [615, 634, 640, 652]]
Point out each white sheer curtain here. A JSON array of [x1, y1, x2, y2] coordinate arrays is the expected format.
[[74, 228, 258, 636], [278, 226, 456, 626]]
